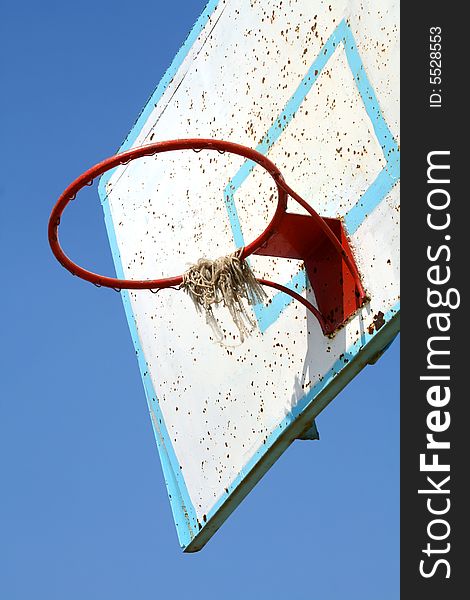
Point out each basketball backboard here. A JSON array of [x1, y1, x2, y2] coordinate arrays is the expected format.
[[97, 0, 399, 551]]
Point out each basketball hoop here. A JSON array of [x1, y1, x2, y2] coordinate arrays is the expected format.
[[48, 138, 367, 335]]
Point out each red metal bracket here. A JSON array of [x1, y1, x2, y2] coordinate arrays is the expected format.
[[254, 212, 365, 335]]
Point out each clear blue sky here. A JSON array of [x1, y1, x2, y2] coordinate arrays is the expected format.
[[1, 2, 399, 598]]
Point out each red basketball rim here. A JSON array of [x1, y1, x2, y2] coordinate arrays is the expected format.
[[48, 139, 289, 290]]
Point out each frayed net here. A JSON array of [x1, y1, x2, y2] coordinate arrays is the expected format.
[[181, 249, 267, 344]]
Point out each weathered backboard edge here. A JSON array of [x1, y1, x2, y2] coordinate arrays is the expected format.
[[97, 0, 400, 551], [183, 311, 400, 551]]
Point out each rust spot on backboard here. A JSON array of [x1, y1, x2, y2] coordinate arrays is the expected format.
[[368, 311, 386, 335]]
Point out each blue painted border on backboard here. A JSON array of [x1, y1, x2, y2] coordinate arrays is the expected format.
[[98, 0, 223, 548], [98, 0, 224, 197], [223, 18, 400, 332], [101, 204, 199, 547], [97, 1, 400, 550], [187, 302, 399, 551]]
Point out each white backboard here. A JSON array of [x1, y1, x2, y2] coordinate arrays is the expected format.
[[98, 0, 399, 551]]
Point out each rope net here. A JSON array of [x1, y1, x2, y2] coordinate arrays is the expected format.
[[181, 249, 267, 343]]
